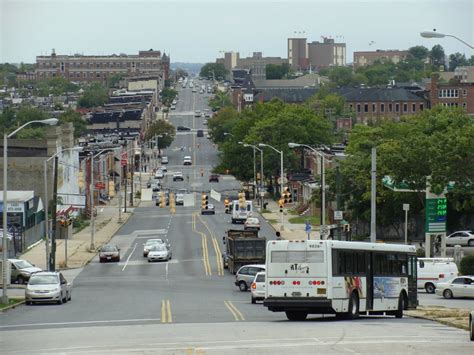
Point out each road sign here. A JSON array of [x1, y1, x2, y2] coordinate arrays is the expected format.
[[334, 211, 343, 221], [305, 222, 312, 233], [425, 198, 447, 233], [95, 182, 106, 189], [277, 176, 288, 184], [121, 152, 128, 166]]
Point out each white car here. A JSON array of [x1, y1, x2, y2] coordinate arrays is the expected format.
[[155, 170, 164, 179], [435, 276, 474, 299], [251, 272, 266, 304], [446, 231, 474, 246], [173, 172, 184, 181], [143, 238, 167, 257], [160, 165, 167, 172], [25, 271, 72, 305], [183, 156, 192, 165], [244, 217, 260, 231], [147, 243, 172, 262]]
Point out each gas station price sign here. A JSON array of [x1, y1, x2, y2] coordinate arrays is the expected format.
[[425, 198, 447, 233]]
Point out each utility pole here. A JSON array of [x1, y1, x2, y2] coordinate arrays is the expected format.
[[370, 147, 377, 243], [336, 166, 342, 240], [130, 143, 134, 207], [49, 156, 58, 271]]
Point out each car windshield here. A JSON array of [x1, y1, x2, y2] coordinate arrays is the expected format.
[[101, 245, 117, 252], [146, 239, 163, 245], [29, 275, 59, 285], [14, 260, 34, 269], [151, 244, 167, 251]]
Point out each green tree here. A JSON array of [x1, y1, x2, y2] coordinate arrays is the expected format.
[[459, 255, 474, 275], [408, 45, 429, 61], [144, 119, 176, 149], [58, 109, 87, 138], [429, 44, 446, 69], [175, 68, 189, 78], [107, 74, 124, 88], [469, 55, 474, 66], [328, 66, 355, 86], [78, 82, 108, 108], [200, 63, 228, 80], [160, 88, 178, 106], [207, 106, 240, 144], [448, 52, 468, 71], [209, 91, 232, 112], [265, 63, 290, 79]]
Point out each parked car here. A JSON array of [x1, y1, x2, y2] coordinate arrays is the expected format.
[[417, 257, 459, 293], [143, 238, 168, 257], [435, 276, 474, 299], [99, 244, 120, 262], [446, 230, 474, 246], [244, 217, 261, 231], [9, 259, 42, 284], [147, 243, 172, 262], [25, 271, 72, 305], [251, 271, 266, 304], [201, 203, 215, 215], [209, 174, 219, 183], [177, 126, 191, 131], [235, 264, 266, 292], [173, 172, 184, 181]]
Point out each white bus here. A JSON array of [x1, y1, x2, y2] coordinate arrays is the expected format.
[[264, 240, 417, 321], [231, 200, 253, 224]]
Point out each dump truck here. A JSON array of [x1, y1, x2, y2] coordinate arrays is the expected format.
[[222, 229, 266, 274]]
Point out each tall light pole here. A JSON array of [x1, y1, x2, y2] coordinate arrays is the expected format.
[[89, 148, 119, 251], [2, 118, 58, 304], [288, 143, 328, 239], [420, 30, 474, 49], [258, 143, 284, 197], [239, 142, 264, 205], [44, 147, 82, 271]]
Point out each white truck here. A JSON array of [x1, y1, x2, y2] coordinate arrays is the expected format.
[[231, 200, 253, 224]]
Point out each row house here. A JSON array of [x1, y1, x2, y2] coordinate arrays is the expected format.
[[36, 49, 170, 83]]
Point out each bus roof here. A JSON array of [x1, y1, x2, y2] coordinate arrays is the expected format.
[[268, 240, 416, 253]]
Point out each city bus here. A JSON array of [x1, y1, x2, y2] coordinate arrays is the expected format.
[[263, 240, 417, 321]]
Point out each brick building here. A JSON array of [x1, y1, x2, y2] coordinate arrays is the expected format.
[[307, 38, 346, 69], [36, 49, 170, 83], [353, 50, 409, 68]]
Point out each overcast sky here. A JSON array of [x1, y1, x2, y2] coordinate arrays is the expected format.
[[1, 0, 473, 64]]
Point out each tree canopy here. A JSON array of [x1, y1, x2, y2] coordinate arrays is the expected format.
[[160, 88, 178, 106], [208, 91, 232, 112], [144, 119, 176, 149], [199, 63, 228, 80], [266, 63, 290, 80]]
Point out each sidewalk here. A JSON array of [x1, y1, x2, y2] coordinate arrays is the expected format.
[[259, 199, 321, 241], [20, 195, 136, 271]]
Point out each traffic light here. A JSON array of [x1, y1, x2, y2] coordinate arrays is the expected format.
[[159, 191, 166, 208], [282, 187, 292, 204], [238, 192, 246, 209], [278, 198, 284, 213], [224, 198, 230, 213], [201, 193, 209, 209], [343, 224, 351, 232], [169, 193, 176, 214]]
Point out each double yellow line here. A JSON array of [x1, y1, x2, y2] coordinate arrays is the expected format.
[[197, 214, 224, 276], [192, 213, 211, 275], [186, 349, 205, 355], [224, 300, 245, 321], [161, 299, 172, 323]]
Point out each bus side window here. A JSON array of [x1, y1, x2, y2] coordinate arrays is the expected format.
[[419, 260, 424, 268]]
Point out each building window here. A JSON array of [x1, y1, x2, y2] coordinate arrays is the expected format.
[[420, 103, 424, 111], [462, 102, 467, 110], [388, 103, 393, 112], [380, 103, 385, 113], [349, 104, 353, 111], [403, 103, 408, 112], [372, 103, 376, 113], [463, 89, 467, 96], [364, 104, 368, 113], [395, 103, 400, 112], [412, 103, 416, 112], [357, 104, 361, 113]]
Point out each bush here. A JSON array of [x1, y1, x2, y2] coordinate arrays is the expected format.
[[416, 248, 425, 257], [459, 255, 474, 275]]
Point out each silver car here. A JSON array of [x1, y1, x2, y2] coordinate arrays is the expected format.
[[143, 238, 169, 257], [235, 264, 266, 292], [251, 271, 266, 304], [25, 271, 72, 305], [9, 258, 42, 284], [147, 243, 172, 262]]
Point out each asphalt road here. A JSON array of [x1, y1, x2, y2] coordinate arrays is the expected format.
[[1, 82, 472, 353]]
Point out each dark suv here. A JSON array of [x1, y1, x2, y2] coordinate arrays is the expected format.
[[209, 174, 219, 183]]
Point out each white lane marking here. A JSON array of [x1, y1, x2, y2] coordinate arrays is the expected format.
[[0, 318, 162, 329], [166, 262, 169, 280], [122, 243, 137, 271]]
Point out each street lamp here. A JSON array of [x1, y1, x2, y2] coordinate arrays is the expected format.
[[44, 147, 83, 271], [420, 31, 474, 49], [239, 142, 264, 206], [288, 143, 329, 239], [258, 143, 284, 196], [2, 118, 58, 304], [88, 148, 120, 251]]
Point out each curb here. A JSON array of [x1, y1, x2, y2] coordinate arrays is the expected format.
[[0, 299, 25, 312], [406, 309, 470, 331]]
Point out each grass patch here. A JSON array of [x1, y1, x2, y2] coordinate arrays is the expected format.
[[0, 298, 23, 310], [260, 209, 272, 214], [73, 217, 90, 233], [267, 219, 278, 224], [288, 215, 321, 225]]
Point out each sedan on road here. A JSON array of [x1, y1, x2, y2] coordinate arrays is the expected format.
[[147, 243, 172, 262], [173, 172, 184, 181], [435, 276, 474, 299], [446, 230, 474, 246], [99, 244, 120, 262], [177, 126, 191, 131], [9, 258, 42, 284], [143, 238, 167, 257], [201, 203, 215, 215], [209, 174, 219, 183], [251, 272, 266, 304], [25, 271, 72, 305], [244, 217, 261, 231]]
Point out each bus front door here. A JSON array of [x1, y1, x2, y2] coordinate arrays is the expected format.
[[366, 252, 374, 310], [407, 255, 418, 309]]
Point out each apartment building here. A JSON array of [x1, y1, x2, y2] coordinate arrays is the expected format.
[[353, 49, 409, 68], [36, 49, 170, 82], [288, 38, 308, 70], [307, 38, 346, 69]]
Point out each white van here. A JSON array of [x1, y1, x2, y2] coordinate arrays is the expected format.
[[417, 258, 459, 293], [231, 200, 253, 224], [183, 156, 192, 165]]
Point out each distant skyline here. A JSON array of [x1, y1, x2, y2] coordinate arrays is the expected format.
[[1, 0, 473, 64]]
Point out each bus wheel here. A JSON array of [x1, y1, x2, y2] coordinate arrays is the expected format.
[[285, 311, 307, 321], [347, 292, 360, 319], [425, 283, 435, 294], [395, 293, 405, 318]]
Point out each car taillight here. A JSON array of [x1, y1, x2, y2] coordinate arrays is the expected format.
[[251, 283, 256, 289]]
